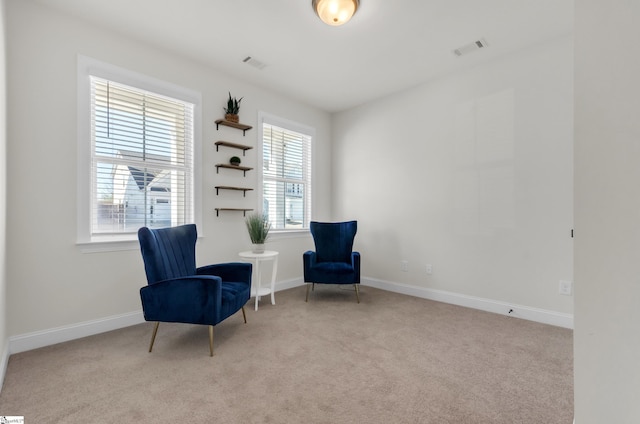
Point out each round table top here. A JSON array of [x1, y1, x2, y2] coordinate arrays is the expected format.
[[238, 250, 279, 259]]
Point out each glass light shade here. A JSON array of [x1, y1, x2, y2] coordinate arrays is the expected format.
[[312, 0, 359, 26]]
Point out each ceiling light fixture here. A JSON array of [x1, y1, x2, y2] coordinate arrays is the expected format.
[[312, 0, 359, 26]]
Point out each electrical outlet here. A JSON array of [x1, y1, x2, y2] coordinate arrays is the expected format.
[[425, 264, 432, 274], [401, 260, 409, 272], [559, 280, 572, 296]]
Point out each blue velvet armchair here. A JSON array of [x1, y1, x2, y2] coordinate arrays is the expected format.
[[138, 224, 251, 356], [303, 220, 361, 303]]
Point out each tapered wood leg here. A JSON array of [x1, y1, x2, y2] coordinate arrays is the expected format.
[[209, 325, 214, 357], [306, 283, 311, 302], [148, 322, 160, 353], [242, 306, 247, 324], [354, 284, 360, 303]]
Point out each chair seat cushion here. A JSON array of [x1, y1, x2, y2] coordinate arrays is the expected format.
[[219, 282, 251, 322], [312, 262, 354, 274], [307, 262, 356, 284]]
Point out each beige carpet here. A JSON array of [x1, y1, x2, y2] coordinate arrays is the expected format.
[[0, 286, 573, 423]]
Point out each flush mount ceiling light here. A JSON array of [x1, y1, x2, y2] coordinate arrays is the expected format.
[[312, 0, 359, 26]]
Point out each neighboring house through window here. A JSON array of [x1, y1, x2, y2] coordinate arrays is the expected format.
[[77, 56, 201, 248], [259, 112, 313, 231]]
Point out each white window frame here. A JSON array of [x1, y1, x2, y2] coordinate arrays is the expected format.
[[77, 56, 202, 252], [258, 112, 315, 236]]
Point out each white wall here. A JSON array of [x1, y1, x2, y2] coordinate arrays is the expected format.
[[0, 0, 9, 384], [333, 36, 574, 316], [574, 0, 640, 422], [4, 0, 329, 338]]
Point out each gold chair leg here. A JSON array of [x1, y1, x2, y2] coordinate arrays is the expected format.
[[354, 284, 360, 303], [242, 306, 247, 324], [148, 322, 160, 353], [305, 283, 311, 302], [209, 325, 214, 357]]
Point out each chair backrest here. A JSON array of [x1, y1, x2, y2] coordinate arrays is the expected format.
[[310, 220, 357, 263], [138, 224, 198, 284]]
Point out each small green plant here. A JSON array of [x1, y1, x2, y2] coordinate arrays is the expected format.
[[224, 92, 243, 115], [230, 156, 241, 165], [245, 213, 271, 244]]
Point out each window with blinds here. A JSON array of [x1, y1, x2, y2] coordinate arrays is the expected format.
[[90, 77, 194, 237], [262, 120, 312, 230]]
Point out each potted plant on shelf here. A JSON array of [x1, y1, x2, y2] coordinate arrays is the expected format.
[[224, 92, 242, 123], [229, 156, 241, 166], [245, 213, 271, 253]]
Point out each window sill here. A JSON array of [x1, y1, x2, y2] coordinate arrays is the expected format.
[[77, 238, 139, 253], [268, 229, 311, 240], [77, 234, 205, 253]]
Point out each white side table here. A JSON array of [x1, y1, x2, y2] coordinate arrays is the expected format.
[[238, 250, 279, 311]]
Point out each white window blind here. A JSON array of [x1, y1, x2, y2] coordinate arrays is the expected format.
[[90, 77, 194, 237], [262, 120, 312, 230]]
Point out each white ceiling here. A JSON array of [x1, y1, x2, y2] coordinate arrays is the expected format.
[[33, 0, 573, 112]]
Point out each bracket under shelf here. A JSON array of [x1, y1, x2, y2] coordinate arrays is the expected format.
[[215, 186, 254, 196], [214, 119, 252, 136], [215, 163, 253, 176], [215, 140, 253, 156], [215, 208, 253, 217]]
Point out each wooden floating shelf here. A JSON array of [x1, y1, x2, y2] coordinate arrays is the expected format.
[[215, 119, 252, 136], [215, 163, 253, 176], [215, 186, 254, 196], [215, 140, 253, 156], [215, 208, 253, 217]]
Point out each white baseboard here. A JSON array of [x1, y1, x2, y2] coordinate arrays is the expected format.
[[275, 276, 573, 328], [0, 276, 571, 399], [361, 277, 574, 329], [276, 277, 304, 292], [7, 281, 307, 356], [274, 276, 305, 292], [9, 311, 145, 355], [6, 276, 572, 357], [6, 280, 305, 356], [0, 340, 9, 393]]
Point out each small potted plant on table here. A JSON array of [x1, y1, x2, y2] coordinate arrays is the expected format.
[[245, 213, 271, 253]]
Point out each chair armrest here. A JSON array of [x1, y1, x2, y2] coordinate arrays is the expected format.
[[140, 276, 223, 324], [351, 252, 361, 283], [303, 250, 317, 264], [303, 251, 317, 282], [197, 262, 252, 286]]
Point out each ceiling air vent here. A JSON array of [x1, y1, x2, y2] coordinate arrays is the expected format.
[[453, 38, 488, 57], [242, 56, 267, 70]]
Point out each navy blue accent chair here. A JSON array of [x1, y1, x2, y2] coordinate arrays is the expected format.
[[303, 220, 361, 303], [138, 224, 251, 356]]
